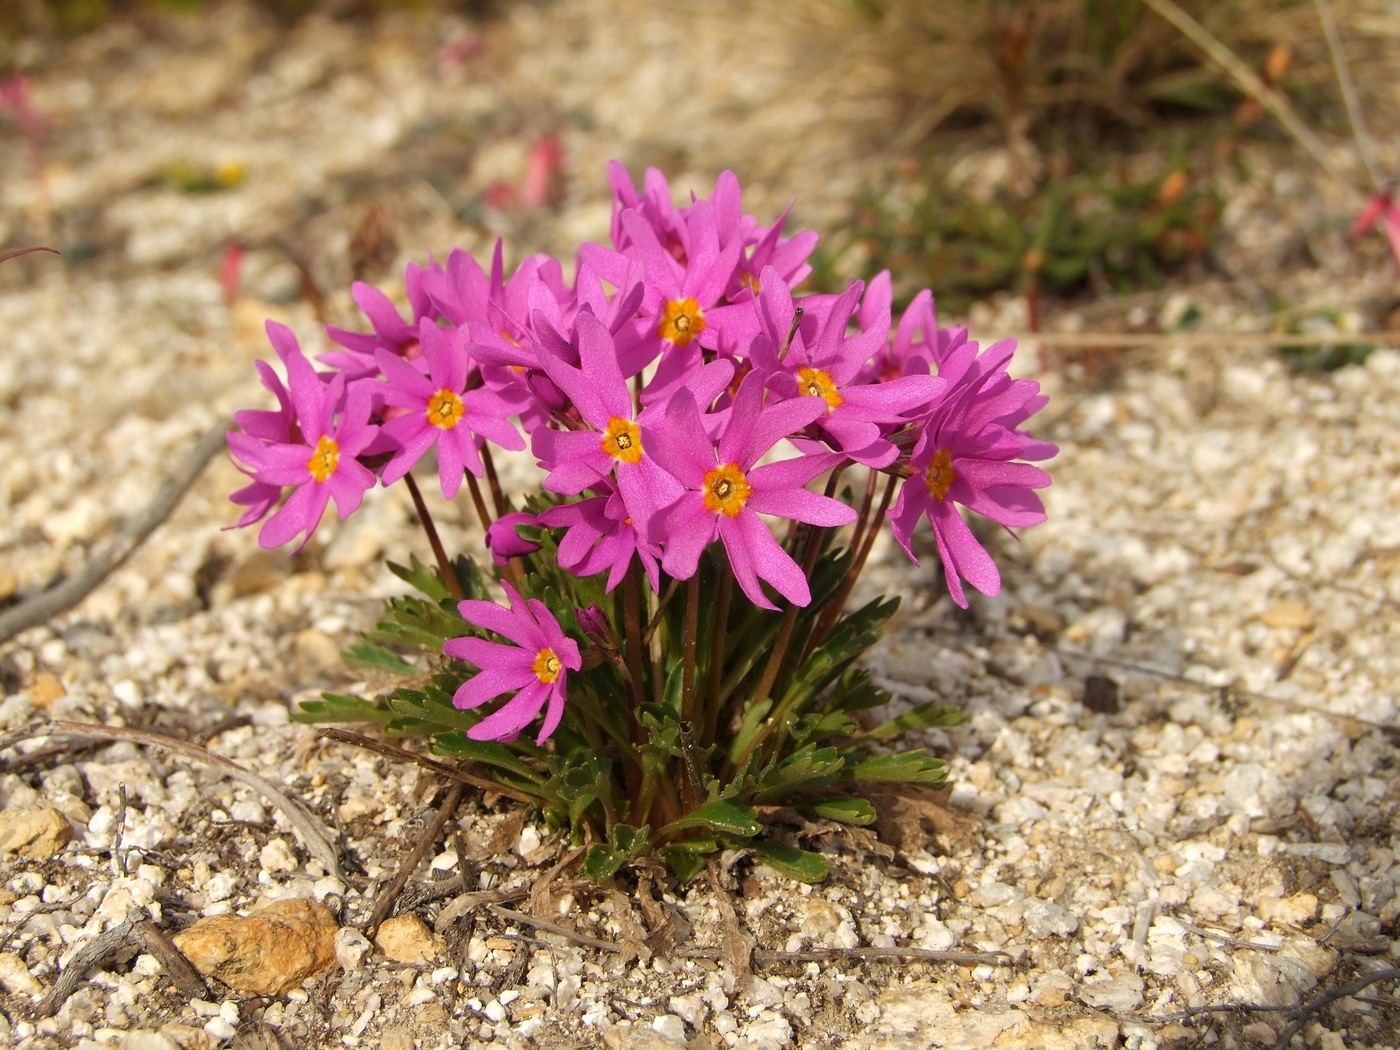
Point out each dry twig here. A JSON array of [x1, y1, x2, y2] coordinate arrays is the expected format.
[[35, 908, 207, 1019], [0, 422, 228, 645], [41, 720, 346, 883], [316, 727, 539, 805], [365, 781, 466, 940], [1277, 967, 1400, 1046]]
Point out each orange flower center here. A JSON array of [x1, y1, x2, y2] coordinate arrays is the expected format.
[[658, 298, 707, 347], [799, 366, 844, 410], [426, 388, 465, 430], [703, 462, 753, 517], [924, 447, 955, 502], [601, 416, 643, 465], [532, 647, 563, 684], [306, 435, 340, 483]]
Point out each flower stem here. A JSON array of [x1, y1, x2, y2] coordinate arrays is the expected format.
[[679, 574, 700, 808], [464, 470, 495, 537], [481, 444, 509, 518], [845, 466, 879, 567], [621, 560, 649, 810], [701, 570, 733, 748], [730, 521, 826, 770], [812, 469, 899, 647], [404, 472, 465, 602]]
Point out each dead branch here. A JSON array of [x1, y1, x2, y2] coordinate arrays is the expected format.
[[43, 720, 346, 884], [316, 727, 540, 806], [0, 421, 228, 645], [34, 907, 207, 1019], [365, 781, 465, 940], [1277, 967, 1400, 1047]]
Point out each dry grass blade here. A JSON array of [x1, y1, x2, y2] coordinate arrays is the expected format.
[[1010, 329, 1400, 349], [1141, 0, 1358, 196], [45, 719, 346, 884], [0, 246, 59, 265], [487, 904, 623, 954], [1315, 0, 1381, 190]]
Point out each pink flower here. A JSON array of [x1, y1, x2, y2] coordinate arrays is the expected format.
[[539, 484, 663, 593], [646, 373, 856, 610], [444, 582, 583, 744], [374, 319, 525, 499], [749, 269, 942, 467], [322, 266, 441, 379], [531, 310, 728, 536], [887, 340, 1054, 607], [227, 322, 379, 551]]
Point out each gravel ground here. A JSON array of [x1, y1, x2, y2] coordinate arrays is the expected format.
[[2, 3, 1399, 1048]]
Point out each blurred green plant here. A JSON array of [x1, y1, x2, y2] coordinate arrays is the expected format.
[[1279, 312, 1376, 372], [848, 0, 1321, 141], [3, 0, 437, 39], [814, 149, 1220, 316]]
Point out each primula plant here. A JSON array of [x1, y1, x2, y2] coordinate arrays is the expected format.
[[226, 164, 1055, 882]]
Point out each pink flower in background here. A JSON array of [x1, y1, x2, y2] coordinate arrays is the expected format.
[[445, 582, 582, 744], [1352, 183, 1400, 270]]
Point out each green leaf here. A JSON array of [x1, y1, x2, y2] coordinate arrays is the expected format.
[[847, 750, 950, 788], [864, 702, 965, 742], [660, 799, 760, 839], [752, 744, 845, 804], [581, 825, 649, 881], [582, 842, 627, 881], [294, 692, 394, 725], [429, 732, 546, 784], [662, 846, 709, 882], [340, 642, 418, 675], [801, 796, 877, 826], [727, 698, 772, 765], [748, 841, 829, 883]]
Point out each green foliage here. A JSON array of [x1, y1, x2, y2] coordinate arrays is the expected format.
[[815, 150, 1220, 315], [303, 530, 964, 883], [1279, 312, 1376, 372]]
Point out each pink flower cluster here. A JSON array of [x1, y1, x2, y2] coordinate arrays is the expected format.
[[228, 163, 1054, 741]]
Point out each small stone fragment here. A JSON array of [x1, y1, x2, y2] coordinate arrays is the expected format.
[[1260, 601, 1313, 629], [375, 914, 443, 964], [1078, 971, 1144, 1013], [0, 951, 43, 996], [26, 672, 65, 710], [0, 806, 74, 859], [1258, 892, 1318, 927], [173, 898, 338, 995], [116, 1032, 183, 1050]]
